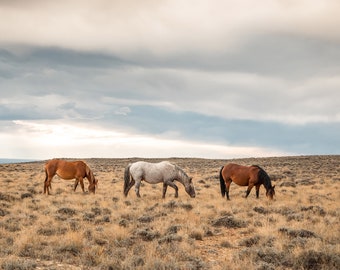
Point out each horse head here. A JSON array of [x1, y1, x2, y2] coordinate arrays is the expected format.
[[266, 185, 275, 200], [184, 177, 196, 198], [88, 172, 98, 194]]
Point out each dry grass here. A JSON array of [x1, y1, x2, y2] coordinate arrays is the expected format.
[[0, 156, 339, 269]]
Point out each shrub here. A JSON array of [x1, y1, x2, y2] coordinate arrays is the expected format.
[[83, 212, 95, 222], [279, 227, 318, 238], [1, 258, 37, 270], [158, 234, 183, 244], [220, 241, 233, 248], [56, 207, 76, 216], [163, 200, 178, 209], [239, 235, 260, 247], [135, 228, 160, 241], [18, 244, 36, 258], [20, 193, 33, 199], [180, 203, 194, 211], [123, 255, 145, 268], [137, 215, 154, 223], [238, 247, 293, 268], [57, 242, 83, 257], [189, 231, 203, 241], [253, 206, 269, 214], [211, 215, 248, 228], [0, 193, 16, 202], [294, 250, 340, 270], [37, 227, 67, 236], [167, 225, 181, 234], [0, 208, 10, 216]]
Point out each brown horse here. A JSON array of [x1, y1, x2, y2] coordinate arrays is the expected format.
[[219, 163, 275, 200], [44, 159, 98, 195]]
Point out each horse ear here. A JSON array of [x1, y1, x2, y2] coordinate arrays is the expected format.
[[190, 177, 193, 182], [272, 185, 275, 189]]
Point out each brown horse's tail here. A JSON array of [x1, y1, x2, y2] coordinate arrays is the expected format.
[[124, 164, 131, 196], [43, 165, 52, 193], [44, 167, 48, 193], [219, 166, 226, 197]]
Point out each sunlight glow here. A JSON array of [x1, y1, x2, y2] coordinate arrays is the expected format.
[[6, 120, 288, 159]]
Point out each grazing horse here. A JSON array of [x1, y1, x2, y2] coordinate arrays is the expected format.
[[124, 161, 196, 198], [44, 159, 98, 195], [219, 163, 275, 200]]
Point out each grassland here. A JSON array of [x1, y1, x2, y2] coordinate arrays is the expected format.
[[0, 156, 339, 269]]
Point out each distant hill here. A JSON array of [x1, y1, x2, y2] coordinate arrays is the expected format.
[[0, 158, 38, 164]]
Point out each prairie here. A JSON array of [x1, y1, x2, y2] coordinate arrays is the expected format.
[[0, 156, 339, 269]]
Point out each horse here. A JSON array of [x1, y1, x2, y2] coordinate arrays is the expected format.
[[123, 161, 196, 198], [219, 163, 275, 200], [44, 159, 98, 195]]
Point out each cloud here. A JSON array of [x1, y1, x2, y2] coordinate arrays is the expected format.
[[1, 46, 339, 125], [115, 106, 131, 116], [98, 67, 340, 124], [0, 1, 339, 159], [1, 120, 287, 159], [1, 0, 339, 56]]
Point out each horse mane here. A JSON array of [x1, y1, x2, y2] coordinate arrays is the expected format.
[[252, 165, 272, 190], [175, 165, 189, 180], [85, 164, 95, 184]]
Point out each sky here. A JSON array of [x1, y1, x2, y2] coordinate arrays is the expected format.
[[1, 0, 340, 160]]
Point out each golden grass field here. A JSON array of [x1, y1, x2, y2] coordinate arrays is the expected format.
[[0, 156, 339, 270]]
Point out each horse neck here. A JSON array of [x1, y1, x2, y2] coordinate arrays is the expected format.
[[175, 166, 188, 186], [259, 169, 272, 190], [86, 166, 94, 183]]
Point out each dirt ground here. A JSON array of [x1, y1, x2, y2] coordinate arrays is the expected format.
[[0, 156, 339, 269]]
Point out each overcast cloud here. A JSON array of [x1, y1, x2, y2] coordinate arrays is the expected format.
[[1, 0, 339, 160]]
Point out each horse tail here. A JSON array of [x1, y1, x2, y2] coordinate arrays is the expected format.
[[124, 164, 131, 196], [44, 166, 48, 183], [219, 166, 226, 197], [44, 164, 51, 193]]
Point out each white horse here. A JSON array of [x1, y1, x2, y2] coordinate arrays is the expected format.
[[123, 161, 196, 198]]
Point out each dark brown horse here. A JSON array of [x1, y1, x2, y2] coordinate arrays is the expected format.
[[44, 159, 98, 195], [219, 163, 275, 200]]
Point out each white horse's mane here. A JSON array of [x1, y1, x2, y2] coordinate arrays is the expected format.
[[175, 165, 189, 181]]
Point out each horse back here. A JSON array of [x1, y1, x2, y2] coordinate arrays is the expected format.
[[45, 159, 87, 179], [222, 163, 260, 186], [130, 161, 175, 183]]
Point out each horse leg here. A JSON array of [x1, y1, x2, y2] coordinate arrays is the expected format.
[[44, 176, 53, 195], [245, 184, 255, 198], [166, 181, 179, 198], [255, 185, 261, 198], [162, 183, 168, 198], [74, 179, 79, 192], [135, 179, 142, 198], [74, 178, 85, 192], [44, 179, 48, 194], [44, 177, 47, 194], [79, 178, 85, 192]]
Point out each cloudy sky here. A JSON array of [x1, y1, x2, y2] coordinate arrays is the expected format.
[[1, 0, 340, 160]]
